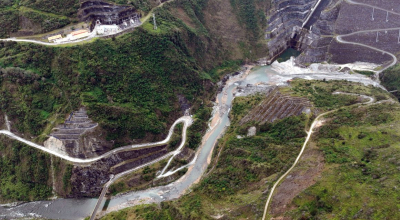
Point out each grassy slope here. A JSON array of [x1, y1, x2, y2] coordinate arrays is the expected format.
[[285, 102, 400, 219]]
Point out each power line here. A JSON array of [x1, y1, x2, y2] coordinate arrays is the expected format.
[[372, 8, 375, 21]]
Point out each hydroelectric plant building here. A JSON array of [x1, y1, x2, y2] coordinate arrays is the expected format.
[[70, 30, 90, 40], [96, 24, 119, 35]]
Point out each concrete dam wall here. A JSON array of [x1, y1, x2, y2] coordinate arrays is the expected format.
[[264, 0, 335, 64], [265, 0, 318, 62]]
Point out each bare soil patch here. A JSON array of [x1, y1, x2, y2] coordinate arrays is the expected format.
[[203, 0, 246, 60], [343, 30, 400, 55], [269, 141, 325, 218], [355, 0, 400, 14], [329, 40, 392, 64], [173, 8, 197, 29], [335, 3, 400, 35]]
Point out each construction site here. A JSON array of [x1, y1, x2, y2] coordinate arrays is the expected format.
[[29, 0, 142, 44]]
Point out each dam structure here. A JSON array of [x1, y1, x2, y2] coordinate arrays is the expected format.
[[265, 0, 330, 64], [79, 0, 141, 31]]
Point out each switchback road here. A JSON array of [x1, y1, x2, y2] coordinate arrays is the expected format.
[[335, 0, 400, 80], [0, 116, 192, 164]]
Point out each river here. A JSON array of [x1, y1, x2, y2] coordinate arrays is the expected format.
[[0, 66, 274, 220], [0, 61, 380, 219]]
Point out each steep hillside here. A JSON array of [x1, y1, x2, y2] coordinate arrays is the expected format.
[[0, 0, 79, 38], [0, 135, 53, 202], [0, 0, 271, 201], [269, 84, 400, 219], [0, 0, 270, 148], [101, 93, 310, 219]]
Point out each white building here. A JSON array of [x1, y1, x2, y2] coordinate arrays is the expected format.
[[96, 24, 119, 35], [70, 30, 90, 40]]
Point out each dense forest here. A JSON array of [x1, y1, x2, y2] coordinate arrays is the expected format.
[[0, 136, 52, 202]]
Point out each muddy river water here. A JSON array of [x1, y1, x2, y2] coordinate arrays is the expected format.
[[0, 62, 379, 219]]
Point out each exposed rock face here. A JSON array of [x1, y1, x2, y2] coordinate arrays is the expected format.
[[78, 0, 140, 27], [240, 87, 311, 125], [288, 0, 394, 66], [69, 144, 169, 197], [48, 108, 114, 158], [247, 126, 257, 137], [266, 0, 317, 60], [265, 0, 395, 66], [44, 137, 67, 155]]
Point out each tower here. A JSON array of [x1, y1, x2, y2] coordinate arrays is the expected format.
[[153, 13, 157, 30]]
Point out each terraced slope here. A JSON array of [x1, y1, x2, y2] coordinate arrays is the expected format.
[[48, 108, 101, 158], [78, 0, 140, 27], [240, 87, 311, 125], [51, 108, 97, 141]]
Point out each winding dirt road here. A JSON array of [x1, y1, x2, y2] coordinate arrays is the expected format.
[[261, 109, 335, 220], [336, 0, 400, 79], [262, 92, 381, 220], [0, 116, 192, 164]]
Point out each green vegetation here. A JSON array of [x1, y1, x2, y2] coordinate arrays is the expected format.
[[0, 23, 209, 144], [0, 0, 77, 38], [0, 136, 52, 202], [200, 114, 306, 199], [230, 0, 267, 40], [63, 164, 73, 191], [0, 0, 271, 204], [21, 9, 70, 33], [381, 64, 400, 101], [290, 79, 392, 110], [0, 10, 19, 38], [101, 80, 399, 219], [108, 104, 211, 195], [286, 101, 400, 219], [0, 0, 253, 146], [108, 159, 168, 195], [354, 69, 375, 77], [20, 0, 79, 17], [187, 105, 211, 149], [108, 0, 154, 13]]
